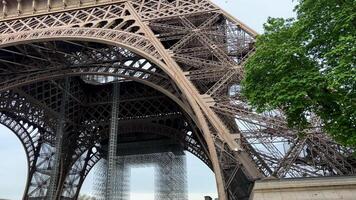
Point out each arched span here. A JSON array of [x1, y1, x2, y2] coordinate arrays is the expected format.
[[0, 113, 39, 199], [0, 28, 163, 66], [0, 28, 238, 152], [0, 28, 234, 199], [0, 34, 199, 130], [0, 75, 214, 198]]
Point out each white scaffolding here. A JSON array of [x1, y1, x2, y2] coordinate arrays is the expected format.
[[95, 152, 187, 200], [105, 83, 121, 200]]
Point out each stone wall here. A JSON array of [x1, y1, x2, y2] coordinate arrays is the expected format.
[[251, 176, 356, 200]]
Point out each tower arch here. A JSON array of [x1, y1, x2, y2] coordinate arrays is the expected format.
[[0, 1, 354, 200]]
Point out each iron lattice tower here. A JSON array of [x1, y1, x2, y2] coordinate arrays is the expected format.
[[0, 0, 354, 200]]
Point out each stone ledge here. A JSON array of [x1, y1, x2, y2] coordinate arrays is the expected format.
[[251, 176, 356, 200]]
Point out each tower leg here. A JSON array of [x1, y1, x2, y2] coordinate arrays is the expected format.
[[47, 78, 70, 200]]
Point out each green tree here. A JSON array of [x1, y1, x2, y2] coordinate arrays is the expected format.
[[242, 0, 356, 146]]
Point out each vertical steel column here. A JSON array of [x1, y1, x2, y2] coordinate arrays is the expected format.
[[106, 83, 120, 200], [46, 78, 69, 200]]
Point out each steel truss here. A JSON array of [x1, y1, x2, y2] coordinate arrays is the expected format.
[[0, 1, 354, 200]]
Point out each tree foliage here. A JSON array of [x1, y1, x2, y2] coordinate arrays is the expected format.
[[242, 0, 356, 146]]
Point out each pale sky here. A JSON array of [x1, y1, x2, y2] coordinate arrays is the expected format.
[[0, 0, 296, 199]]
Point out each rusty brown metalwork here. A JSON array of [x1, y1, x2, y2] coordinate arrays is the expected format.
[[0, 1, 354, 200]]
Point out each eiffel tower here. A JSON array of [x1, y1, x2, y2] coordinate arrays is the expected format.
[[0, 0, 354, 200]]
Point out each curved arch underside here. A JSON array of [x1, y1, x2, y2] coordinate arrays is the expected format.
[[1, 73, 211, 199], [0, 1, 354, 200]]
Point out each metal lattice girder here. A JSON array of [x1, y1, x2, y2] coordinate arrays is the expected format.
[[47, 78, 70, 200], [0, 1, 354, 200]]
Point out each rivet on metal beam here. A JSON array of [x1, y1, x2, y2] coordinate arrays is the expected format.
[[32, 0, 36, 13], [47, 0, 51, 11], [63, 0, 67, 8], [2, 0, 7, 17], [17, 0, 22, 15]]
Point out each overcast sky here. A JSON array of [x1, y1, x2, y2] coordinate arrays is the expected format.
[[0, 1, 296, 199]]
